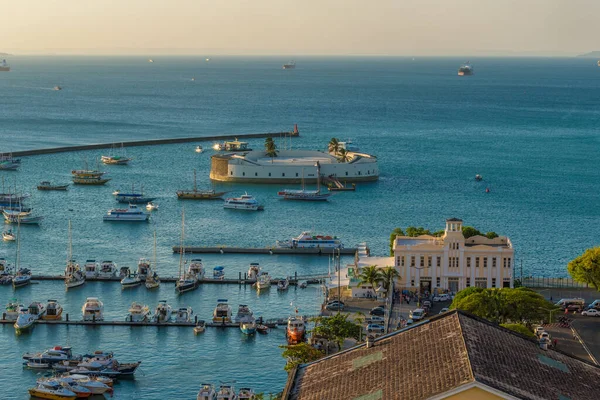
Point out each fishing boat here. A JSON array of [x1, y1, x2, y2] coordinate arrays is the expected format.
[[197, 383, 216, 400], [145, 231, 160, 289], [216, 384, 237, 400], [2, 229, 16, 241], [114, 184, 155, 203], [194, 321, 206, 335], [5, 299, 23, 320], [276, 231, 343, 249], [82, 297, 104, 321], [212, 299, 232, 323], [42, 300, 63, 320], [238, 388, 255, 399], [120, 267, 142, 288], [12, 268, 32, 288], [277, 162, 331, 201], [195, 145, 203, 153], [286, 315, 306, 344], [97, 260, 117, 278], [177, 169, 227, 200], [127, 302, 151, 322], [277, 278, 290, 291], [28, 383, 77, 400], [240, 317, 257, 335], [234, 304, 254, 323], [173, 306, 194, 323], [83, 260, 99, 279], [101, 144, 132, 165], [103, 204, 150, 221], [213, 139, 252, 152], [255, 272, 271, 290], [146, 201, 159, 211], [247, 263, 260, 280], [37, 181, 70, 191], [213, 266, 225, 280], [153, 300, 172, 323], [223, 193, 264, 211]]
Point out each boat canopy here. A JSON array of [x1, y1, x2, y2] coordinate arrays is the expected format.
[[217, 298, 228, 302], [214, 266, 224, 271]]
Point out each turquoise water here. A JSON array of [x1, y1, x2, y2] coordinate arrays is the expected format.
[[1, 56, 600, 398]]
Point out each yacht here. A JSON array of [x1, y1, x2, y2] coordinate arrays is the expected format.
[[37, 181, 69, 191], [255, 272, 271, 290], [28, 383, 76, 400], [127, 302, 151, 322], [238, 388, 255, 399], [173, 306, 194, 323], [83, 260, 99, 279], [42, 300, 63, 320], [5, 299, 23, 320], [177, 169, 227, 200], [234, 304, 254, 323], [23, 346, 80, 365], [15, 302, 46, 333], [213, 266, 225, 280], [286, 315, 306, 344], [276, 231, 343, 249], [247, 263, 260, 280], [197, 383, 217, 400], [153, 300, 172, 323], [82, 297, 104, 321], [120, 267, 142, 288], [277, 278, 290, 291], [458, 62, 474, 76], [216, 384, 237, 400], [103, 204, 150, 221], [188, 259, 205, 279], [98, 260, 118, 278], [176, 271, 198, 293], [65, 259, 85, 289], [223, 193, 264, 211], [277, 161, 331, 201], [212, 299, 232, 323], [12, 267, 32, 288], [65, 375, 112, 396]]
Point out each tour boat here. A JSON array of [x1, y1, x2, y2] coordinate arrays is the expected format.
[[277, 278, 290, 291], [83, 260, 99, 279], [5, 299, 23, 321], [103, 204, 150, 221], [255, 272, 271, 290], [216, 384, 237, 400], [234, 304, 254, 323], [212, 299, 232, 323], [146, 201, 159, 211], [42, 300, 63, 320], [120, 268, 142, 288], [28, 383, 77, 400], [12, 267, 32, 288], [2, 229, 15, 241], [153, 300, 172, 323], [213, 266, 225, 280], [82, 297, 104, 321], [213, 139, 252, 152], [197, 383, 217, 400], [37, 181, 70, 191], [127, 302, 151, 322], [173, 306, 194, 323], [240, 317, 257, 335], [286, 315, 306, 344], [188, 259, 205, 279], [247, 263, 260, 280], [238, 388, 255, 399], [276, 231, 343, 249], [177, 169, 226, 200], [223, 193, 264, 211], [97, 260, 118, 278]]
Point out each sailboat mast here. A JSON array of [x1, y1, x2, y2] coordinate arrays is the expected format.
[[16, 219, 21, 270], [193, 169, 197, 192], [178, 208, 185, 278], [68, 220, 72, 262], [316, 162, 321, 195]]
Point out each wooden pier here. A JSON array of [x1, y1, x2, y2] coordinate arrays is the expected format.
[[173, 246, 362, 255]]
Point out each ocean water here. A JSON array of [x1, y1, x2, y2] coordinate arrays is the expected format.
[[1, 56, 600, 398]]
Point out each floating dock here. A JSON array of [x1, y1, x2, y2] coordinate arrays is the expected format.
[[173, 246, 362, 255]]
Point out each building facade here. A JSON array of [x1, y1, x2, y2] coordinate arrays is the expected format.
[[394, 218, 514, 293]]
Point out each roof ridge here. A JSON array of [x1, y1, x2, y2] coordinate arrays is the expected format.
[[455, 312, 476, 383]]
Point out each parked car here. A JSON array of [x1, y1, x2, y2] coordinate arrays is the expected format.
[[367, 324, 385, 333], [423, 300, 432, 308], [366, 316, 385, 323], [369, 306, 386, 316], [433, 294, 451, 302], [582, 309, 600, 317], [325, 300, 345, 311], [409, 308, 425, 321], [439, 308, 449, 314]]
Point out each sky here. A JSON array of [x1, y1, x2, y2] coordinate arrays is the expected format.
[[2, 0, 599, 56]]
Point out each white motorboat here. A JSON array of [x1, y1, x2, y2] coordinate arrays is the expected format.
[[83, 260, 99, 279], [213, 266, 225, 280], [197, 383, 217, 400], [255, 272, 271, 290], [216, 384, 237, 400], [26, 359, 50, 369], [41, 378, 92, 398], [82, 297, 104, 321], [240, 318, 257, 335], [195, 145, 203, 153], [12, 267, 32, 288], [28, 383, 77, 399], [238, 388, 255, 399], [188, 259, 205, 279], [67, 375, 112, 395], [2, 229, 15, 241], [5, 299, 23, 321], [15, 303, 44, 333], [146, 201, 159, 211], [173, 306, 194, 323], [276, 231, 343, 249], [23, 346, 80, 365], [247, 263, 260, 280], [42, 299, 63, 320], [154, 300, 172, 323], [136, 258, 150, 279], [212, 299, 232, 323], [277, 278, 290, 291], [223, 193, 264, 211], [121, 268, 142, 288], [127, 302, 150, 322], [98, 260, 118, 278], [103, 204, 150, 222], [194, 321, 206, 335], [234, 304, 254, 323]]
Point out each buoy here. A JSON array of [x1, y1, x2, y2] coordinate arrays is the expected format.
[[485, 188, 490, 193]]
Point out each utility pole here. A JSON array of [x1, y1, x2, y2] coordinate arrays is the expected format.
[[337, 248, 341, 313]]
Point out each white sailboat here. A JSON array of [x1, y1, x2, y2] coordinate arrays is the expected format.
[[64, 221, 85, 289], [176, 208, 198, 294]]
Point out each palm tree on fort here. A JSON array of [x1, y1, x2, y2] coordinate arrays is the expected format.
[[328, 138, 340, 155], [356, 265, 383, 300], [265, 137, 277, 158]]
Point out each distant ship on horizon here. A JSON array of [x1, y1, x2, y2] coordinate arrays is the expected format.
[[283, 60, 296, 70], [458, 62, 473, 76], [0, 59, 10, 72]]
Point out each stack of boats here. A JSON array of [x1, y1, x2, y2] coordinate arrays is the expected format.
[[197, 383, 255, 400], [71, 168, 110, 185], [0, 154, 20, 170], [29, 374, 114, 399]]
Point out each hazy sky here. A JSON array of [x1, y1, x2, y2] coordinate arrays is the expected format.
[[2, 0, 599, 56]]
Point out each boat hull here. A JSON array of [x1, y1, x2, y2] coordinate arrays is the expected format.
[[177, 191, 227, 200], [72, 178, 111, 185], [37, 185, 69, 191], [28, 388, 77, 400]]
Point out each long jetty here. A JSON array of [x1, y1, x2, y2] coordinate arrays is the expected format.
[[10, 130, 299, 157], [173, 246, 362, 255]]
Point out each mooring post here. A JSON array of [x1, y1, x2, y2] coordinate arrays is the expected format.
[[93, 314, 96, 323], [195, 316, 198, 323], [66, 313, 69, 322], [239, 271, 242, 284]]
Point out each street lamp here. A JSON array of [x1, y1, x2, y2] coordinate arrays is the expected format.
[[539, 307, 561, 324]]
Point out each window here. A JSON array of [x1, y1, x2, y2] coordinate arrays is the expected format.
[[296, 173, 299, 177], [436, 257, 441, 267], [242, 172, 245, 176], [401, 257, 405, 267], [503, 258, 507, 268], [345, 172, 348, 176], [255, 173, 258, 176], [448, 278, 459, 292], [492, 258, 497, 268], [483, 258, 488, 268], [436, 277, 440, 287], [411, 256, 415, 267], [268, 173, 271, 177], [428, 256, 432, 267], [475, 257, 480, 268], [492, 278, 496, 288], [466, 278, 471, 287], [507, 258, 512, 268], [420, 256, 424, 267], [466, 257, 471, 268], [475, 278, 487, 288], [411, 279, 415, 286]]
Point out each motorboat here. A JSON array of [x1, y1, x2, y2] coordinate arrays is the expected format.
[[14, 306, 38, 334], [0, 59, 10, 72], [28, 301, 46, 317], [234, 304, 254, 323], [299, 281, 308, 289], [12, 267, 32, 288], [23, 346, 79, 365], [195, 145, 203, 153], [97, 260, 118, 278], [176, 272, 198, 293], [146, 201, 159, 211], [277, 278, 290, 291], [83, 260, 99, 279], [0, 259, 13, 284], [458, 62, 474, 76], [82, 297, 104, 321], [197, 383, 217, 400], [42, 300, 63, 320], [153, 300, 172, 323], [42, 378, 92, 398], [256, 324, 269, 334], [255, 272, 271, 290], [127, 302, 151, 322], [28, 383, 77, 400], [37, 181, 70, 191], [212, 299, 232, 323], [65, 259, 85, 289], [2, 229, 15, 241], [276, 231, 343, 249], [213, 139, 252, 152], [238, 388, 255, 399], [66, 375, 112, 395], [213, 266, 225, 280], [240, 317, 257, 335], [475, 174, 483, 182], [194, 321, 206, 335], [5, 299, 23, 320], [137, 258, 150, 280], [103, 204, 150, 221], [26, 359, 50, 369], [120, 268, 142, 288], [223, 193, 264, 211], [216, 384, 237, 400], [177, 169, 226, 200], [173, 306, 194, 323], [188, 259, 205, 279], [54, 86, 62, 91], [286, 315, 306, 344], [283, 60, 296, 69], [247, 263, 260, 280]]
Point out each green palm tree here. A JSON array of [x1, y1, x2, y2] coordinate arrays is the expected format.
[[379, 266, 399, 293], [337, 148, 352, 163], [328, 138, 340, 155], [356, 265, 383, 299], [264, 137, 277, 157]]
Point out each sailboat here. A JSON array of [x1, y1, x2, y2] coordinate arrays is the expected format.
[[277, 162, 332, 201], [176, 169, 227, 200], [64, 221, 85, 289], [175, 208, 198, 293], [101, 143, 132, 165], [145, 231, 160, 289], [12, 221, 32, 289]]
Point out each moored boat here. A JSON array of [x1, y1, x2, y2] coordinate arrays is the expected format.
[[255, 272, 271, 290], [213, 266, 225, 280], [173, 306, 194, 323], [216, 384, 237, 400], [23, 346, 80, 366], [145, 231, 160, 289], [277, 161, 331, 201], [82, 297, 104, 321], [177, 169, 226, 200], [97, 260, 118, 278], [37, 181, 70, 191], [247, 263, 260, 280], [43, 300, 63, 320], [213, 139, 252, 152], [103, 204, 150, 221], [276, 231, 343, 249], [286, 315, 306, 344], [238, 388, 255, 399], [83, 260, 99, 279], [194, 320, 206, 335], [120, 267, 142, 288], [240, 318, 257, 335], [188, 259, 205, 279], [146, 201, 159, 211], [28, 383, 77, 400], [12, 267, 32, 288], [212, 299, 232, 323], [15, 304, 42, 333], [153, 300, 172, 323], [197, 383, 216, 400], [223, 193, 264, 211], [5, 299, 23, 320], [2, 229, 16, 241], [277, 278, 290, 291], [127, 302, 151, 322], [234, 304, 254, 323], [65, 259, 85, 289]]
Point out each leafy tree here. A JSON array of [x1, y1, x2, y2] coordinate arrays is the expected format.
[[432, 230, 445, 237], [264, 137, 277, 157], [406, 226, 431, 237], [279, 343, 324, 372], [380, 266, 399, 293], [389, 228, 405, 255], [312, 313, 362, 351], [328, 137, 340, 154], [500, 323, 536, 338], [486, 231, 499, 239], [568, 247, 600, 290], [356, 265, 383, 297], [462, 226, 483, 238]]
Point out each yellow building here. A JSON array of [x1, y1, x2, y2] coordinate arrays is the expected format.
[[394, 218, 514, 293]]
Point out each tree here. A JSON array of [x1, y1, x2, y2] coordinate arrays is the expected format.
[[279, 343, 324, 372], [568, 247, 600, 290], [312, 313, 362, 351], [486, 231, 499, 239], [500, 323, 536, 338], [389, 228, 405, 256], [337, 148, 352, 163], [380, 266, 399, 293], [264, 137, 277, 158], [462, 226, 483, 238], [405, 226, 432, 237], [328, 137, 340, 154], [356, 265, 383, 297]]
